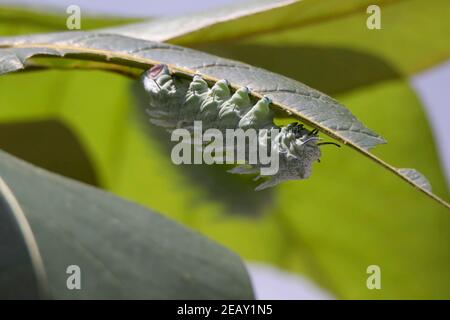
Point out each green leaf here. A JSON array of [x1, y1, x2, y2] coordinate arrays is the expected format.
[[190, 0, 450, 76], [398, 168, 432, 192], [0, 150, 253, 299], [0, 31, 447, 208], [0, 6, 140, 36], [103, 0, 298, 42], [0, 177, 47, 299]]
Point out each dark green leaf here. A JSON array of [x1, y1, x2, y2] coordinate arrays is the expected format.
[[0, 177, 48, 299], [0, 150, 253, 299], [103, 0, 297, 42]]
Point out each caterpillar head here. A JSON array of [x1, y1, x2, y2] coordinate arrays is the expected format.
[[255, 123, 322, 190], [142, 64, 172, 93]]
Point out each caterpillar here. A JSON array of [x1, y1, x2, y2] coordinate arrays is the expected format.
[[141, 64, 339, 190]]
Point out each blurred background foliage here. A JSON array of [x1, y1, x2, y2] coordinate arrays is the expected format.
[[0, 0, 449, 299]]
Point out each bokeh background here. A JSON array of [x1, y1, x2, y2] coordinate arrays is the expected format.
[[1, 0, 449, 299]]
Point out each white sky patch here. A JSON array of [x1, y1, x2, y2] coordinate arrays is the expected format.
[[246, 263, 334, 300], [411, 60, 450, 188]]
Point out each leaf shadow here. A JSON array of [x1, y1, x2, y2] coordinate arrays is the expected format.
[[0, 119, 99, 186]]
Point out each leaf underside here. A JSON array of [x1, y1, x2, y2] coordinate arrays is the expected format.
[[0, 149, 254, 299], [0, 31, 448, 209], [102, 0, 299, 43]]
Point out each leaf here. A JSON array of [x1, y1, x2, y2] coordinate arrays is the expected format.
[[0, 177, 47, 299], [204, 0, 450, 77], [103, 0, 298, 42], [0, 5, 140, 36], [398, 168, 432, 192], [0, 149, 253, 299], [167, 0, 389, 45], [0, 32, 447, 209], [103, 0, 396, 48]]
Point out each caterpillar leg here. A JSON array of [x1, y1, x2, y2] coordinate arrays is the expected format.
[[228, 165, 259, 175]]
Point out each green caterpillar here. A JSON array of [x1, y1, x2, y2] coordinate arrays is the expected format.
[[141, 64, 338, 190]]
